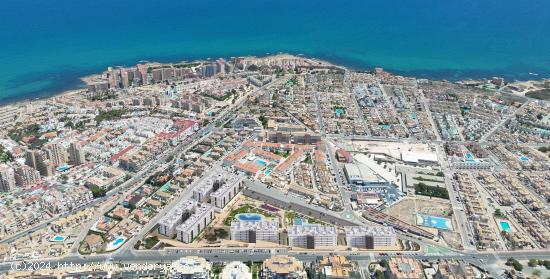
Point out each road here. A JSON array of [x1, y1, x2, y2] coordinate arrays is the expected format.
[[479, 100, 531, 143], [435, 144, 477, 251], [2, 247, 550, 276]]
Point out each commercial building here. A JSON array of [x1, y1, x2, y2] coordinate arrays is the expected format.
[[401, 151, 439, 166], [335, 149, 353, 163], [344, 226, 396, 249], [157, 199, 197, 238], [262, 255, 307, 279], [176, 203, 215, 243], [343, 163, 391, 192], [0, 164, 15, 192], [230, 219, 279, 243], [168, 256, 211, 279], [287, 224, 337, 249], [221, 261, 252, 279]]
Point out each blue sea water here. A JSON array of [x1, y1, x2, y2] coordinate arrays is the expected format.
[[1, 0, 549, 103]]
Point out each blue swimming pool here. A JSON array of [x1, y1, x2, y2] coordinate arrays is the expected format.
[[465, 153, 474, 160], [255, 160, 267, 167], [519, 156, 529, 161], [500, 221, 512, 233], [106, 236, 127, 251], [56, 165, 69, 172], [416, 214, 453, 230], [294, 218, 303, 225], [113, 238, 124, 245], [51, 235, 66, 242], [236, 213, 264, 222]]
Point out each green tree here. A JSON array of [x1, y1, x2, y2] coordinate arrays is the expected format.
[[90, 186, 106, 198], [506, 258, 523, 271], [375, 270, 385, 279], [529, 259, 539, 267], [379, 259, 389, 269]]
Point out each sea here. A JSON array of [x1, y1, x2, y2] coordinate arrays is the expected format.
[[1, 0, 549, 104]]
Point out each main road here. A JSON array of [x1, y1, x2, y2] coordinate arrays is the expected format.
[[2, 246, 550, 276]]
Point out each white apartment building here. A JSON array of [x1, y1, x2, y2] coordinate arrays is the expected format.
[[230, 219, 279, 243], [176, 203, 215, 243], [287, 225, 337, 249], [192, 180, 213, 202], [158, 199, 196, 238], [193, 168, 242, 205], [344, 226, 396, 249], [210, 176, 242, 208]]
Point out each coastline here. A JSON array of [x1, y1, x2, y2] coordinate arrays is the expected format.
[[1, 53, 548, 108]]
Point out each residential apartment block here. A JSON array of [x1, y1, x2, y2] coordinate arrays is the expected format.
[[230, 219, 279, 243]]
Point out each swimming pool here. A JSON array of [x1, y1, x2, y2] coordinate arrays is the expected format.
[[294, 218, 304, 225], [56, 165, 69, 172], [465, 153, 474, 161], [500, 221, 512, 233], [416, 214, 453, 230], [106, 236, 127, 251], [160, 181, 171, 192], [255, 160, 267, 167], [50, 235, 66, 242], [236, 213, 264, 222], [264, 169, 272, 175], [519, 155, 529, 161], [335, 108, 345, 117]]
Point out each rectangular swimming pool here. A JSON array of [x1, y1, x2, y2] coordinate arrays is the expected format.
[[416, 213, 453, 230], [500, 220, 512, 233]]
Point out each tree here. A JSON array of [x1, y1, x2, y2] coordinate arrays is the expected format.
[[91, 186, 106, 198], [379, 259, 389, 269], [506, 258, 523, 271], [375, 270, 385, 279], [532, 269, 541, 277], [144, 236, 159, 249], [529, 259, 539, 267]]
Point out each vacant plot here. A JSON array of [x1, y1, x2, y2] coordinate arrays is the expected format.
[[383, 196, 452, 225]]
